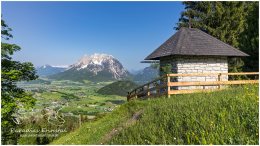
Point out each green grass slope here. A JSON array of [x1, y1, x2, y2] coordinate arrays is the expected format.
[[97, 80, 138, 96], [52, 85, 259, 145]]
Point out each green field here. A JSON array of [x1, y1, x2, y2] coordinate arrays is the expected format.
[[16, 79, 126, 144], [18, 79, 125, 116], [52, 84, 259, 145]]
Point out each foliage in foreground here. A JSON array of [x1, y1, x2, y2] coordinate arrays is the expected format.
[[53, 85, 259, 145], [1, 19, 38, 144]]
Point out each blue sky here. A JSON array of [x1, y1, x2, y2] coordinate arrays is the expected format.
[[2, 1, 184, 70]]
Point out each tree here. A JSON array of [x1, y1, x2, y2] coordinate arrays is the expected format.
[[177, 1, 246, 47], [239, 2, 259, 72], [1, 19, 38, 144], [160, 64, 173, 75], [176, 1, 211, 30], [150, 62, 159, 70], [176, 1, 256, 73]]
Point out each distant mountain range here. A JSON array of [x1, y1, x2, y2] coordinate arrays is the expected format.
[[36, 65, 67, 77], [48, 54, 129, 82], [132, 66, 159, 85], [37, 53, 158, 83]]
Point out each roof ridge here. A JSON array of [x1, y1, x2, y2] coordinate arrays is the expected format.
[[174, 28, 185, 54], [177, 28, 196, 55], [184, 28, 193, 54]]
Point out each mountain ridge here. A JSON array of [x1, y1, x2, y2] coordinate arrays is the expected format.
[[36, 65, 67, 77], [49, 54, 130, 82], [38, 54, 158, 83]]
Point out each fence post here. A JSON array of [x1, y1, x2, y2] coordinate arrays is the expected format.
[[79, 114, 81, 127], [127, 92, 129, 101], [218, 73, 221, 89], [147, 84, 150, 97], [157, 82, 160, 97], [167, 75, 171, 98], [134, 89, 137, 99]]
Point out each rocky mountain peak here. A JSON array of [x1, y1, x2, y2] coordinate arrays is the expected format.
[[67, 53, 129, 80], [73, 53, 114, 69]]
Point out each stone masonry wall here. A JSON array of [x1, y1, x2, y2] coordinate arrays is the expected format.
[[160, 56, 228, 90]]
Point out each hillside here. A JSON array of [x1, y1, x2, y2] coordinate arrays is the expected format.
[[132, 66, 159, 85], [52, 85, 258, 145], [97, 80, 139, 96]]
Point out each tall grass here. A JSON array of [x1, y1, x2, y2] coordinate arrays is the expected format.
[[53, 85, 259, 145], [52, 100, 146, 144], [110, 85, 259, 144]]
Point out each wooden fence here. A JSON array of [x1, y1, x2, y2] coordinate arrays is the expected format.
[[127, 72, 259, 101]]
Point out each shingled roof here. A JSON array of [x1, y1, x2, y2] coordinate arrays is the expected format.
[[145, 27, 249, 60]]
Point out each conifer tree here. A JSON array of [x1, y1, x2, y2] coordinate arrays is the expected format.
[[239, 2, 259, 72], [176, 1, 258, 72]]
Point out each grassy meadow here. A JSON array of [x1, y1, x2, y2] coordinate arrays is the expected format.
[[52, 84, 259, 145]]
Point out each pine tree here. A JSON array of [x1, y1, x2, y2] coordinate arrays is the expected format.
[[1, 19, 38, 144], [176, 1, 254, 73], [239, 2, 259, 72]]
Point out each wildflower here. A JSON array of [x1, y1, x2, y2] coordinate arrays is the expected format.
[[144, 139, 151, 144], [210, 121, 213, 125]]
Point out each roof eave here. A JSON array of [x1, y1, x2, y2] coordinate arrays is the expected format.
[[145, 53, 249, 60]]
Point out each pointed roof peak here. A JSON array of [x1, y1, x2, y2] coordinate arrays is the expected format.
[[145, 28, 248, 60]]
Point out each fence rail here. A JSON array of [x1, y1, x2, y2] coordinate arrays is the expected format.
[[127, 72, 259, 101]]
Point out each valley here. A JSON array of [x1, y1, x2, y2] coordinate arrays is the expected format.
[[13, 53, 157, 144], [18, 79, 125, 117], [16, 78, 126, 144]]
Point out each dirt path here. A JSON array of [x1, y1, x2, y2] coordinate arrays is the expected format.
[[99, 110, 143, 144]]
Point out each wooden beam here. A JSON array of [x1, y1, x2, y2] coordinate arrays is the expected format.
[[221, 72, 259, 75], [169, 89, 218, 95], [167, 72, 259, 77], [167, 76, 170, 98], [143, 92, 167, 99], [130, 75, 167, 92], [167, 73, 219, 77], [147, 84, 150, 96], [168, 80, 258, 87], [133, 84, 168, 98], [218, 74, 221, 89], [127, 72, 259, 101]]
